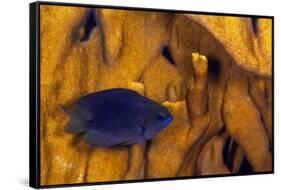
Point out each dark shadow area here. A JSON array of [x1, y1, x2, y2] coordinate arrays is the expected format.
[[251, 17, 259, 34], [239, 157, 253, 174], [162, 46, 175, 65], [207, 55, 221, 81], [80, 10, 98, 42], [223, 136, 232, 168]]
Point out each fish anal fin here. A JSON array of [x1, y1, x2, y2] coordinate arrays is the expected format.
[[83, 131, 120, 147], [112, 137, 145, 147]]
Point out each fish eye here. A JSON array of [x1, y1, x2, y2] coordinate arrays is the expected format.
[[156, 112, 166, 122]]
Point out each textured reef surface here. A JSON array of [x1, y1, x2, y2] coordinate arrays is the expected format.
[[40, 5, 272, 185]]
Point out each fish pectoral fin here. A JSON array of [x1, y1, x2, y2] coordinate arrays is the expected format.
[[60, 105, 88, 133], [83, 131, 120, 147]]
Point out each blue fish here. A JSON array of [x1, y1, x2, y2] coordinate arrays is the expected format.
[[62, 88, 173, 147]]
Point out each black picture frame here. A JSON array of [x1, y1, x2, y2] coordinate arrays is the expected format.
[[29, 1, 274, 189]]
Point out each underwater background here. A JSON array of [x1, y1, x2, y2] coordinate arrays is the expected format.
[[39, 4, 272, 185]]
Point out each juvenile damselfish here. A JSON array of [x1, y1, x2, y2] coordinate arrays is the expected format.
[[62, 88, 173, 147]]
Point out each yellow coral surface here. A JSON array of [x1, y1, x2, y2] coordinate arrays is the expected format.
[[39, 5, 272, 185]]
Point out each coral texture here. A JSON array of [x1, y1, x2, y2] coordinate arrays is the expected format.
[[39, 5, 272, 185]]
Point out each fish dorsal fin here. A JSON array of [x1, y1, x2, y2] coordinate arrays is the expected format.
[[77, 88, 141, 105], [92, 88, 141, 96]]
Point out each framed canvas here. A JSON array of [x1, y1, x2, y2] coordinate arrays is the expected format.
[[29, 1, 274, 189]]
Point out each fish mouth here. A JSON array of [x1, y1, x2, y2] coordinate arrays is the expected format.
[[160, 116, 173, 126]]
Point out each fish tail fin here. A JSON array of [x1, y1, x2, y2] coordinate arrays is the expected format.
[[60, 105, 88, 134]]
